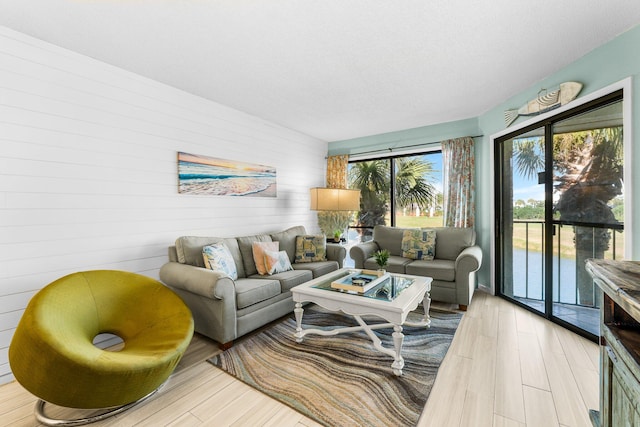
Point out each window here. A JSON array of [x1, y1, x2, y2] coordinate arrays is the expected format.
[[347, 151, 443, 241]]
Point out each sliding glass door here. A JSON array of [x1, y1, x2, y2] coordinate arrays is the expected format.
[[496, 92, 624, 339]]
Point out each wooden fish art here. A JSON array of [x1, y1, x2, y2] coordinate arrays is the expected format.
[[504, 81, 583, 126]]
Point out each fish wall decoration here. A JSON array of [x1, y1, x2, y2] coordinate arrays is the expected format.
[[504, 81, 583, 127]]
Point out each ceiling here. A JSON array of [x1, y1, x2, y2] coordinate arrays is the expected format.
[[1, 1, 639, 142]]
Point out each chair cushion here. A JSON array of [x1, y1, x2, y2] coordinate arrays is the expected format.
[[202, 243, 238, 280], [252, 242, 279, 275], [294, 235, 326, 263], [234, 278, 281, 309], [401, 229, 437, 260], [406, 259, 456, 281]]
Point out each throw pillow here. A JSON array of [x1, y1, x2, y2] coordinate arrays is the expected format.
[[294, 235, 326, 263], [401, 229, 436, 261], [252, 241, 279, 275], [264, 250, 294, 275], [202, 243, 238, 280]]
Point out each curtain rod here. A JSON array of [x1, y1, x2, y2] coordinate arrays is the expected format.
[[343, 134, 484, 158]]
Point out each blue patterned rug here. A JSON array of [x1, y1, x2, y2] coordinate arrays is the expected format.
[[208, 304, 462, 427]]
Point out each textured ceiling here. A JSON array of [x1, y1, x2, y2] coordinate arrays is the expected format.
[[1, 1, 639, 141]]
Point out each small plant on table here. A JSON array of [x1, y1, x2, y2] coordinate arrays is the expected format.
[[373, 249, 390, 271]]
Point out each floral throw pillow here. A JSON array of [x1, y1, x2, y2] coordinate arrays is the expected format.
[[401, 229, 436, 261], [264, 250, 294, 275], [252, 241, 279, 275], [294, 235, 326, 263], [202, 243, 238, 280]]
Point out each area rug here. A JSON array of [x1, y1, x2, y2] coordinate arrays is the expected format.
[[208, 305, 462, 427]]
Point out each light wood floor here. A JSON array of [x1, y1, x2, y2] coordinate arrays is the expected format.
[[0, 290, 599, 427]]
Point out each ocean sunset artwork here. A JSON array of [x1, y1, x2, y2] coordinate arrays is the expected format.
[[178, 152, 277, 197]]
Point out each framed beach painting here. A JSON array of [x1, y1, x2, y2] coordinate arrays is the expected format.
[[178, 152, 277, 197]]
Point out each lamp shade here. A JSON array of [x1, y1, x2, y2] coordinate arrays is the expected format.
[[310, 188, 360, 211]]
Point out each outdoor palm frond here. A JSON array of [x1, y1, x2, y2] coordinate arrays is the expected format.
[[348, 161, 389, 195], [395, 157, 437, 209], [513, 137, 545, 179]]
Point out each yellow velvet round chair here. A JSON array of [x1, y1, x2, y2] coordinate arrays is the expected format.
[[9, 270, 194, 426]]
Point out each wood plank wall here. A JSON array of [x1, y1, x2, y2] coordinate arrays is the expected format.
[[0, 27, 327, 383]]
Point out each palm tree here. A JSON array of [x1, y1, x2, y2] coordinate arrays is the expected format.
[[394, 157, 437, 214], [348, 160, 389, 232]]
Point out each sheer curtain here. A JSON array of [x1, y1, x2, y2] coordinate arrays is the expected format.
[[442, 137, 475, 228]]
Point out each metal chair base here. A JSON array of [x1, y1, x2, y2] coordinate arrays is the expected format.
[[34, 386, 160, 426]]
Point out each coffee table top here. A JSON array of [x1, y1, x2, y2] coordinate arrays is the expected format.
[[292, 268, 432, 324]]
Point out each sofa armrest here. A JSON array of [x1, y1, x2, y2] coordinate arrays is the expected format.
[[326, 243, 347, 268], [454, 245, 483, 306], [349, 241, 380, 269], [160, 262, 238, 345], [455, 245, 482, 273], [159, 262, 236, 301]]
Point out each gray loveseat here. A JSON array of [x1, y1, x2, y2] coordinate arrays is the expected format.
[[349, 225, 482, 310], [159, 225, 345, 349]]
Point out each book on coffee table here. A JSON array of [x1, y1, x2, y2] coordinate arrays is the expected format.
[[330, 270, 390, 293]]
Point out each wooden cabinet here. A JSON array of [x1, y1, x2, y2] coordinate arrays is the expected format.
[[586, 260, 640, 427]]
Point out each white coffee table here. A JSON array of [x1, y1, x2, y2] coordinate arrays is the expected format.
[[291, 268, 432, 376]]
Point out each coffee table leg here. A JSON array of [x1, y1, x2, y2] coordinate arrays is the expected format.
[[391, 325, 405, 376], [294, 302, 304, 342], [422, 292, 432, 324]]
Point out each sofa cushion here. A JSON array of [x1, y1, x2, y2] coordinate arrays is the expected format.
[[433, 227, 476, 261], [250, 269, 313, 292], [202, 243, 238, 280], [372, 225, 406, 256], [237, 234, 273, 277], [175, 236, 245, 277], [271, 225, 306, 262], [293, 260, 339, 278], [252, 242, 279, 275], [264, 250, 294, 275], [401, 229, 436, 260], [406, 259, 456, 281], [295, 235, 326, 263], [363, 255, 411, 274], [234, 278, 281, 309]]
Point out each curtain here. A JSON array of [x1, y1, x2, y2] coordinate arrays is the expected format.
[[442, 137, 475, 228], [326, 154, 349, 189]]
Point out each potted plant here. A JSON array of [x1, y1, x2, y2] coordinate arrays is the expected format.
[[333, 230, 342, 243], [373, 249, 390, 273]]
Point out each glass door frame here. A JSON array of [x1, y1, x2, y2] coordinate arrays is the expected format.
[[491, 80, 632, 341]]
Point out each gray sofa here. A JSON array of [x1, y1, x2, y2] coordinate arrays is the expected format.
[[159, 225, 345, 349], [349, 225, 482, 310]]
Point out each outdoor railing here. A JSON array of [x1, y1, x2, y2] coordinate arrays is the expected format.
[[513, 219, 624, 308]]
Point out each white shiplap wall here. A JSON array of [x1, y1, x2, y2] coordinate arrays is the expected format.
[[0, 27, 327, 383]]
